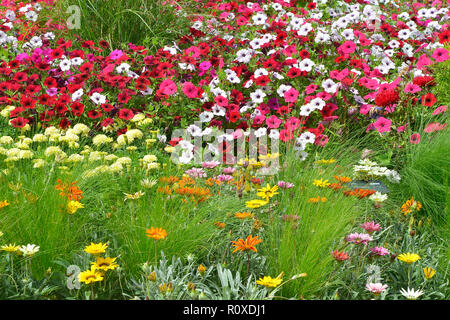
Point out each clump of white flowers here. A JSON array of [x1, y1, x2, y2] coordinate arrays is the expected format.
[[353, 159, 401, 183]]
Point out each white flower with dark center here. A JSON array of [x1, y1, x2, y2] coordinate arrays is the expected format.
[[60, 59, 71, 72], [299, 132, 316, 145], [300, 104, 314, 117], [299, 59, 315, 72], [250, 89, 266, 103], [212, 105, 226, 117], [310, 98, 325, 111], [187, 124, 202, 137], [252, 12, 267, 25], [199, 111, 214, 123], [322, 79, 338, 94], [90, 92, 106, 105]]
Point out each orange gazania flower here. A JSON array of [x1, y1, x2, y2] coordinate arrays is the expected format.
[[159, 176, 179, 184], [401, 197, 422, 216], [328, 183, 343, 190], [145, 227, 167, 240], [232, 235, 262, 253], [308, 196, 327, 203], [214, 221, 226, 229], [334, 175, 352, 183], [157, 185, 172, 195], [331, 250, 350, 262], [343, 188, 376, 199], [234, 212, 254, 219]]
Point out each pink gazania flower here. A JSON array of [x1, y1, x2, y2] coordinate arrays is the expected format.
[[373, 117, 392, 134], [185, 167, 207, 179], [215, 174, 233, 182], [370, 246, 390, 257], [432, 48, 449, 63], [410, 133, 421, 144], [182, 82, 199, 98], [424, 122, 447, 133], [284, 88, 299, 103], [277, 181, 294, 189], [361, 221, 381, 234], [266, 115, 282, 129], [201, 161, 220, 169], [404, 83, 421, 94], [346, 233, 373, 245], [223, 167, 235, 175], [432, 105, 447, 115], [366, 283, 388, 295]]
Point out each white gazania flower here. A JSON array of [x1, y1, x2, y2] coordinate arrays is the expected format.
[[400, 288, 424, 300], [19, 244, 40, 257], [369, 192, 388, 202]]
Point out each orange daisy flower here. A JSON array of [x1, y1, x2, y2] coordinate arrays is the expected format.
[[232, 235, 262, 253], [145, 227, 167, 240], [334, 175, 352, 183]]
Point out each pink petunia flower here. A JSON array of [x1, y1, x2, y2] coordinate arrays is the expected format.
[[432, 48, 449, 62], [284, 88, 299, 103], [266, 115, 282, 129], [182, 82, 198, 98], [373, 117, 392, 133], [404, 83, 421, 94], [410, 133, 421, 144]]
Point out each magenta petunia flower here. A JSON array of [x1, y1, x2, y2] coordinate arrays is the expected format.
[[373, 117, 392, 133], [266, 115, 282, 129], [284, 88, 299, 103], [432, 48, 449, 63], [109, 49, 123, 60]]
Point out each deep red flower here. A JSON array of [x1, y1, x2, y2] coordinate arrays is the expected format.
[[421, 93, 437, 107], [118, 108, 134, 120], [374, 89, 399, 107], [11, 117, 29, 128]]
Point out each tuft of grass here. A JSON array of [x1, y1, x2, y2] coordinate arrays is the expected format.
[[48, 0, 191, 50]]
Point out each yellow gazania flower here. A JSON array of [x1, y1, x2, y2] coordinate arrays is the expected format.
[[0, 200, 10, 209], [397, 252, 421, 264], [79, 267, 104, 284], [67, 200, 84, 214], [123, 191, 145, 201], [245, 199, 269, 209], [198, 264, 206, 274], [234, 212, 254, 219], [256, 184, 279, 201], [84, 242, 108, 255], [423, 267, 436, 280], [256, 275, 283, 288], [315, 158, 336, 165], [313, 179, 331, 188], [91, 256, 119, 272], [1, 244, 21, 253]]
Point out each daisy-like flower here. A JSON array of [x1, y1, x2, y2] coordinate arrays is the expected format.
[[79, 266, 104, 284], [313, 178, 331, 188], [360, 221, 381, 234], [1, 244, 21, 253], [256, 275, 283, 288], [397, 253, 421, 264], [331, 250, 350, 262], [145, 227, 167, 240], [400, 287, 424, 300], [140, 178, 158, 189], [346, 233, 373, 245], [366, 282, 388, 295], [277, 181, 294, 189], [369, 192, 388, 202], [91, 256, 119, 272], [19, 244, 40, 257], [232, 235, 262, 253], [67, 200, 84, 214], [370, 246, 390, 257], [84, 242, 108, 256], [423, 267, 436, 280], [234, 212, 254, 219], [245, 199, 269, 209], [256, 184, 279, 201], [124, 191, 145, 201], [0, 200, 10, 209], [401, 197, 422, 216]]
